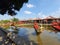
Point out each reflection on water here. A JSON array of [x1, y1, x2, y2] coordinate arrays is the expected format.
[[37, 35, 43, 45], [8, 27, 60, 45], [18, 28, 60, 45]]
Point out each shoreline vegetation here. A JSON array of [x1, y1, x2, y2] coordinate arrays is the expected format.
[[0, 23, 53, 31]]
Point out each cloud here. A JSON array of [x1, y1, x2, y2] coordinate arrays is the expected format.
[[50, 8, 60, 18], [26, 4, 34, 8], [24, 10, 32, 14], [38, 12, 47, 19], [37, 8, 60, 19], [0, 14, 13, 20]]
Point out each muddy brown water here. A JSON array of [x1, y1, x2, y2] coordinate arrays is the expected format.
[[15, 27, 60, 45]]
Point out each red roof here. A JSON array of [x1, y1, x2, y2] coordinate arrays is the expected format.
[[45, 16, 55, 19]]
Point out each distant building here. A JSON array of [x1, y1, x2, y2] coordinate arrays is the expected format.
[[18, 16, 60, 24]]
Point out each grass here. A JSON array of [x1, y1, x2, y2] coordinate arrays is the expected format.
[[1, 24, 54, 30]]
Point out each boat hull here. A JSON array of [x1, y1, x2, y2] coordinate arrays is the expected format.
[[52, 26, 60, 31]]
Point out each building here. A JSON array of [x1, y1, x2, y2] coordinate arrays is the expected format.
[[18, 16, 60, 24]]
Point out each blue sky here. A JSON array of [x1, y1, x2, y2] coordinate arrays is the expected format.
[[0, 0, 60, 20]]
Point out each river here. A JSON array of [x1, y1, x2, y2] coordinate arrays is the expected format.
[[11, 27, 60, 45]]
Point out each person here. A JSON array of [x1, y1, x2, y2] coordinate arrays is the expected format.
[[10, 22, 17, 30], [33, 21, 41, 34], [11, 22, 14, 26]]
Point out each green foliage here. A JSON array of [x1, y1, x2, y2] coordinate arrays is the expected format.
[[0, 0, 28, 16], [0, 20, 10, 23], [12, 18, 19, 22]]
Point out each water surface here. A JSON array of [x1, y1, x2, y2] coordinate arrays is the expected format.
[[16, 27, 60, 45]]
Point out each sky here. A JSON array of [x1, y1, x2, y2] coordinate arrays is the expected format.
[[0, 0, 60, 20]]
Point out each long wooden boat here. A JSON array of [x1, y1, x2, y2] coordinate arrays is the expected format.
[[51, 22, 60, 31], [52, 25, 60, 31]]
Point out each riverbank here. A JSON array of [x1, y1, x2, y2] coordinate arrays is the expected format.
[[1, 23, 53, 31], [16, 24, 53, 30]]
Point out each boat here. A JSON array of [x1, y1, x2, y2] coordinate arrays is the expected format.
[[52, 26, 60, 31], [10, 26, 18, 30], [8, 26, 19, 33], [51, 22, 60, 31]]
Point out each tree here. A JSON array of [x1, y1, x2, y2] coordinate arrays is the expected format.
[[0, 0, 28, 16], [0, 20, 10, 23], [12, 18, 19, 22]]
